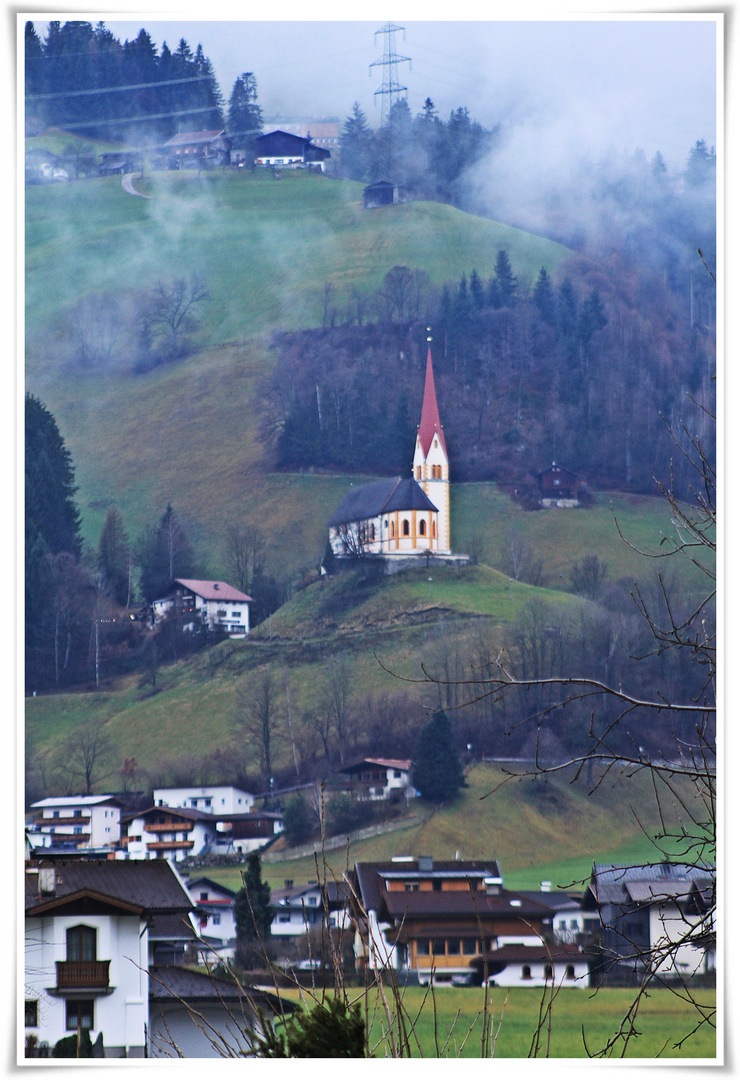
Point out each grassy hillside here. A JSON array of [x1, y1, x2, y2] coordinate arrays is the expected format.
[[26, 168, 570, 371]]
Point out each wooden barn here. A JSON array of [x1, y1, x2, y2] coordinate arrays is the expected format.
[[537, 463, 581, 507]]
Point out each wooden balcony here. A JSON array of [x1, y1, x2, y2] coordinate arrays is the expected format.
[[144, 822, 194, 833], [56, 960, 110, 990], [145, 839, 194, 851]]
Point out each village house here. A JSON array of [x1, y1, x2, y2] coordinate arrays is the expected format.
[[153, 785, 255, 814], [348, 857, 558, 986], [24, 858, 288, 1059], [253, 129, 331, 171], [584, 862, 716, 982], [264, 116, 340, 151], [469, 942, 590, 988], [122, 803, 282, 863], [151, 579, 252, 637], [27, 796, 122, 854], [328, 349, 464, 564], [270, 879, 352, 945], [339, 758, 417, 802], [184, 876, 237, 962]]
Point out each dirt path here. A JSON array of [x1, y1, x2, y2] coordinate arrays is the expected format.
[[122, 172, 151, 199]]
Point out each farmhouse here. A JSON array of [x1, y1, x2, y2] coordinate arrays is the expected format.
[[253, 129, 331, 171], [329, 349, 461, 562], [153, 785, 255, 814], [163, 129, 231, 167], [151, 579, 252, 637]]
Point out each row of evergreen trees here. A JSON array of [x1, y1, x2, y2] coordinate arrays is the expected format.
[[25, 20, 261, 149]]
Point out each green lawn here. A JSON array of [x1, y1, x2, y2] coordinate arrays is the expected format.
[[276, 986, 716, 1059]]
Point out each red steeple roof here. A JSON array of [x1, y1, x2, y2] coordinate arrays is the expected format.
[[417, 349, 447, 458]]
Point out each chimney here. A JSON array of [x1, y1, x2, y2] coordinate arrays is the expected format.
[[284, 879, 293, 890], [38, 866, 56, 896], [484, 876, 503, 896], [418, 856, 434, 872], [541, 880, 552, 892]]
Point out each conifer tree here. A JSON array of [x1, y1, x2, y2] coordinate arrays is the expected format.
[[97, 507, 131, 607], [533, 267, 557, 326], [411, 709, 464, 803], [235, 852, 272, 969]]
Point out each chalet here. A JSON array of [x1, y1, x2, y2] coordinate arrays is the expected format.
[[151, 579, 252, 637], [253, 130, 331, 172], [98, 151, 143, 176], [122, 806, 219, 863], [163, 129, 231, 168], [583, 863, 716, 982], [28, 796, 122, 853], [348, 857, 556, 985], [537, 463, 581, 507], [339, 758, 417, 802], [271, 879, 352, 941]]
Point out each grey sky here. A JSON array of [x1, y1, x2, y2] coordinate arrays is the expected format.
[[33, 15, 717, 171]]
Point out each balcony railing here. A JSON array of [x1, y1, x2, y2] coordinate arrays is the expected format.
[[144, 822, 195, 833], [56, 960, 110, 990]]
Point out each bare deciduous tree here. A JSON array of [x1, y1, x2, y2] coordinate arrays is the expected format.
[[59, 718, 114, 795], [143, 275, 209, 359], [224, 522, 266, 595], [234, 669, 282, 791]]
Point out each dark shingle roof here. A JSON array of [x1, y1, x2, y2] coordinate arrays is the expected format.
[[25, 859, 192, 915], [149, 913, 199, 942], [149, 966, 290, 1010], [588, 863, 715, 907], [381, 889, 555, 921], [352, 860, 502, 914], [329, 477, 438, 527]]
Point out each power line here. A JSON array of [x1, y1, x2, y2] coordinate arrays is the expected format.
[[26, 74, 213, 102], [48, 105, 223, 132]]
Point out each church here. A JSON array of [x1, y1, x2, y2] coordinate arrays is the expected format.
[[328, 349, 454, 561]]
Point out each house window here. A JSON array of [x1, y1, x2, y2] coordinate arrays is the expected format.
[[402, 519, 410, 537], [416, 939, 431, 956], [200, 892, 208, 901], [278, 914, 291, 923], [231, 611, 241, 619], [25, 1000, 38, 1027], [521, 965, 532, 980], [67, 925, 96, 962], [404, 883, 419, 892], [66, 1000, 94, 1031], [461, 938, 479, 955], [419, 519, 426, 536], [447, 939, 462, 956], [212, 914, 221, 926]]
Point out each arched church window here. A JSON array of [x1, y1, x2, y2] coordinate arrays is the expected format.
[[390, 521, 395, 538], [419, 519, 426, 536], [370, 523, 375, 541], [432, 520, 437, 539], [402, 519, 410, 537]]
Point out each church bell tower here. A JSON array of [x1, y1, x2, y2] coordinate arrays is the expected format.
[[412, 345, 450, 554]]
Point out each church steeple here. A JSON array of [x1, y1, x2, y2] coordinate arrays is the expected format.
[[417, 348, 447, 458]]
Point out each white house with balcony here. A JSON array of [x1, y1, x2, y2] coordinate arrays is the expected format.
[[24, 858, 193, 1058], [339, 758, 417, 801], [151, 580, 252, 637], [28, 796, 122, 852]]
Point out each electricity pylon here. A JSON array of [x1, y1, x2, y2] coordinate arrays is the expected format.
[[369, 23, 411, 129]]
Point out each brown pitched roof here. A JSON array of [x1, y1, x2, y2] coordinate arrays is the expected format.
[[164, 130, 226, 147], [341, 758, 411, 774], [25, 859, 192, 915], [381, 889, 555, 922]]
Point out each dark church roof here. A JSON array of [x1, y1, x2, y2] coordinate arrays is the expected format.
[[329, 477, 438, 527]]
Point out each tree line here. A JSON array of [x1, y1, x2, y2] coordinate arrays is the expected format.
[[257, 245, 714, 497], [25, 20, 262, 154]]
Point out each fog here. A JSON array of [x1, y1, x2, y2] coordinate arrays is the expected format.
[[34, 16, 717, 172]]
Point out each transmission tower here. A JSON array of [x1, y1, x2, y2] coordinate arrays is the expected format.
[[369, 23, 411, 128]]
